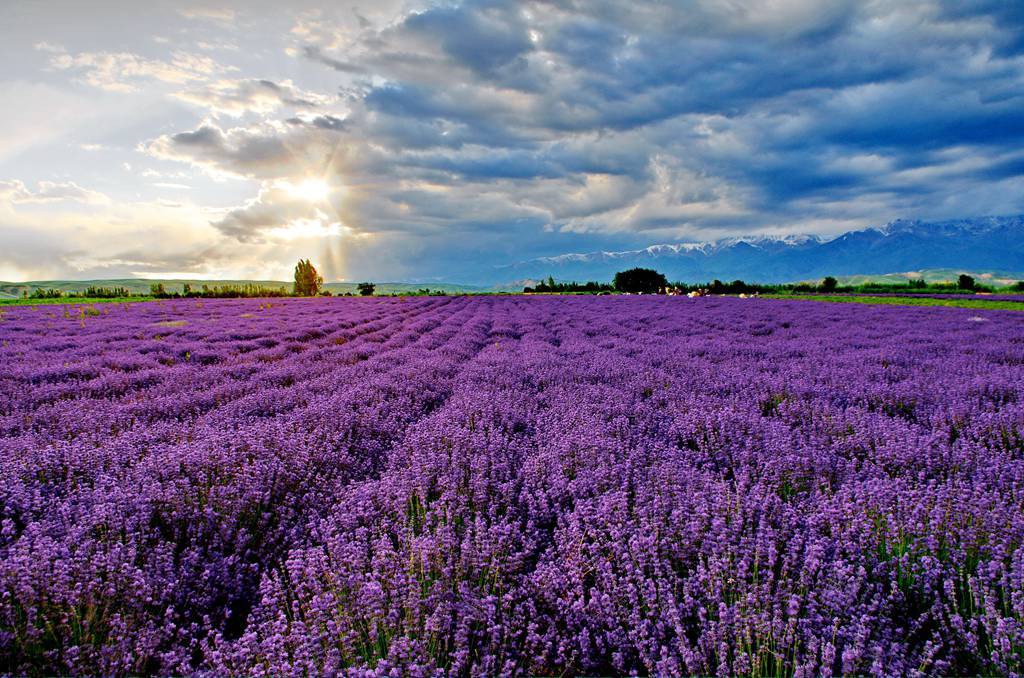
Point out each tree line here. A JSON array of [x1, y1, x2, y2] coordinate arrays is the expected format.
[[525, 268, 1021, 295], [22, 285, 133, 300], [16, 263, 1024, 301]]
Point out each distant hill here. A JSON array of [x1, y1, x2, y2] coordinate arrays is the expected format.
[[826, 269, 1024, 288], [497, 215, 1024, 285], [0, 279, 492, 299], [324, 281, 490, 295], [0, 279, 281, 299]]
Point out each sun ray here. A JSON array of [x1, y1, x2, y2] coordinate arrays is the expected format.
[[287, 178, 331, 203]]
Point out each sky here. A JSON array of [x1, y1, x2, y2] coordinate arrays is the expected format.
[[2, 0, 1024, 283]]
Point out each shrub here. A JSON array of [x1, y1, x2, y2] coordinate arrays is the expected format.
[[613, 268, 668, 294]]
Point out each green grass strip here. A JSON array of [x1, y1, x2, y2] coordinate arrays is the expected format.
[[763, 294, 1024, 311], [0, 296, 155, 306]]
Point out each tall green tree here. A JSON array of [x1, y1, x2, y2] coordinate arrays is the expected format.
[[357, 282, 376, 296], [613, 268, 668, 294], [957, 274, 975, 290], [293, 259, 324, 297]]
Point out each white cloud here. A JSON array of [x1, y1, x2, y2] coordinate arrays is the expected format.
[[178, 7, 236, 22], [210, 179, 342, 242], [196, 41, 239, 52], [42, 45, 227, 92], [33, 41, 65, 53], [0, 179, 110, 205], [174, 78, 334, 116]]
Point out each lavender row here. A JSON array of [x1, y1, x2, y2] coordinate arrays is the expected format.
[[2, 296, 1023, 676]]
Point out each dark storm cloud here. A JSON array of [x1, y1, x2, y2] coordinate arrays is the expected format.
[[361, 84, 535, 142], [979, 155, 1024, 181], [309, 114, 346, 130], [146, 122, 344, 179], [169, 125, 225, 149], [401, 1, 534, 79], [287, 114, 346, 131], [337, 0, 1024, 164], [301, 45, 366, 74]]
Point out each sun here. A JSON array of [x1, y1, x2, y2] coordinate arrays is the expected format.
[[288, 178, 331, 203]]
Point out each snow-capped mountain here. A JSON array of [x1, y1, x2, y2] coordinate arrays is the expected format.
[[493, 215, 1024, 284]]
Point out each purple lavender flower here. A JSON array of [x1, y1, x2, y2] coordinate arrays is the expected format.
[[1, 296, 1023, 675]]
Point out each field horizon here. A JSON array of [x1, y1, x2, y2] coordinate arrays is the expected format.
[[3, 265, 1024, 300]]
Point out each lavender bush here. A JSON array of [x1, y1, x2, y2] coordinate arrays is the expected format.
[[1, 296, 1023, 676]]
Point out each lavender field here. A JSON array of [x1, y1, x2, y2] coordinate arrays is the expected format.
[[1, 296, 1023, 676]]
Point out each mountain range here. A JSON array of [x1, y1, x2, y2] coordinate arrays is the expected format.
[[494, 215, 1024, 284]]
